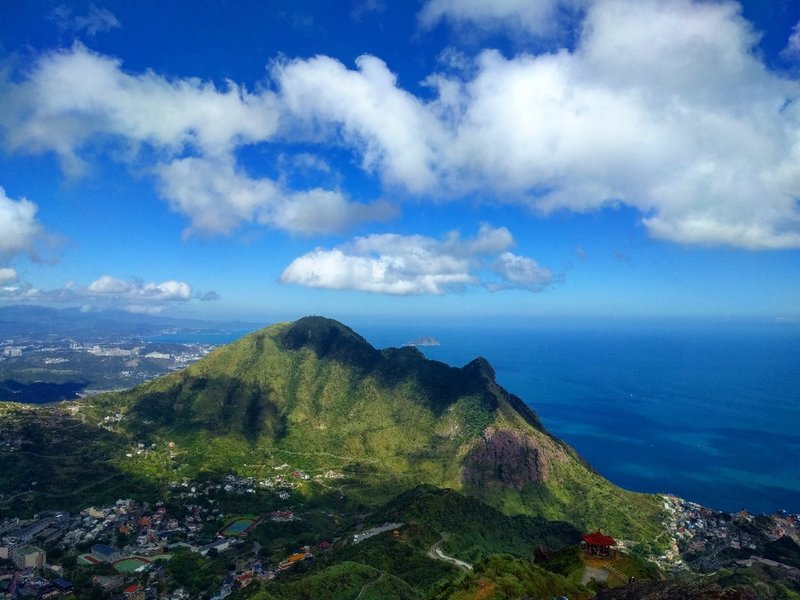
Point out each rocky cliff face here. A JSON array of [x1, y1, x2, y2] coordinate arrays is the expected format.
[[461, 426, 567, 489]]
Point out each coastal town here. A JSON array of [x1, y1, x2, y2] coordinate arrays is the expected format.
[[657, 494, 800, 578], [1, 466, 799, 600], [0, 337, 216, 401], [0, 464, 375, 600]]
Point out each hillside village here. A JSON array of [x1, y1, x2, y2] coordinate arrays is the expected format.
[[1, 467, 799, 599], [658, 495, 800, 577], [0, 466, 352, 599]]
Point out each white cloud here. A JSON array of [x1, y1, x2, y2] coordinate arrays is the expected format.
[[145, 280, 192, 301], [0, 187, 42, 258], [275, 0, 800, 249], [88, 275, 192, 301], [1, 44, 279, 175], [281, 247, 473, 295], [50, 4, 121, 36], [5, 2, 800, 250], [275, 54, 444, 192], [0, 46, 393, 237], [419, 0, 585, 37], [87, 274, 135, 294], [0, 268, 18, 285], [490, 252, 555, 291], [432, 0, 800, 249], [2, 274, 201, 308], [281, 225, 556, 295], [0, 283, 40, 301], [156, 157, 278, 236], [157, 156, 394, 236], [271, 188, 396, 235]]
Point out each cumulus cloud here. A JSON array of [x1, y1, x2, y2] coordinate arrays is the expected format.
[[281, 224, 556, 294], [0, 46, 392, 237], [157, 156, 394, 236], [5, 2, 800, 250], [49, 4, 120, 36], [2, 274, 198, 310], [0, 44, 279, 176], [0, 187, 43, 259], [274, 0, 800, 249], [200, 290, 220, 301], [0, 274, 203, 311], [87, 275, 192, 301], [489, 252, 555, 291], [275, 54, 444, 192], [0, 283, 40, 302], [87, 274, 134, 294]]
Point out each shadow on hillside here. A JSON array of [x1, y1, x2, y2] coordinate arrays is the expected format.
[[0, 414, 162, 518], [127, 373, 286, 443]]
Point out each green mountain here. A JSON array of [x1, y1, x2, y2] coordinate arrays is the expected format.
[[0, 316, 665, 545], [77, 315, 663, 541]]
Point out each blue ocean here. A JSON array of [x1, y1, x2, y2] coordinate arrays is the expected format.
[[355, 318, 800, 515]]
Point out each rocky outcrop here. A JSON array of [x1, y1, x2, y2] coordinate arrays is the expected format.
[[461, 427, 566, 489]]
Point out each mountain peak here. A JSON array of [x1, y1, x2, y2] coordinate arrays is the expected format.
[[463, 356, 496, 382], [279, 316, 380, 369]]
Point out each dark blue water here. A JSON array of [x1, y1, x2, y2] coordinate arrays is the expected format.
[[357, 318, 800, 515]]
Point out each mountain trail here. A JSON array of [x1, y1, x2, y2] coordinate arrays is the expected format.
[[355, 572, 385, 600]]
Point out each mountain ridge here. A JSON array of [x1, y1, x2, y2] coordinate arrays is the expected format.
[[85, 315, 664, 541]]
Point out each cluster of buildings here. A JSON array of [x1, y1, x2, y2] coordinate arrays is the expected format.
[[660, 494, 800, 572], [0, 495, 227, 598], [0, 475, 359, 600], [0, 338, 215, 396], [165, 466, 342, 502], [0, 512, 70, 570]]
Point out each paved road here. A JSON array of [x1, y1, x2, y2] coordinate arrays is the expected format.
[[428, 539, 473, 572]]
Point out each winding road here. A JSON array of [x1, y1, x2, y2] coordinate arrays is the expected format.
[[428, 539, 473, 572]]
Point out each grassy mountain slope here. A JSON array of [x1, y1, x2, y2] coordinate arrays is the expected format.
[[86, 316, 664, 541]]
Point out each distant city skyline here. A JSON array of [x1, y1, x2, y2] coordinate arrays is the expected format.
[[1, 0, 799, 322]]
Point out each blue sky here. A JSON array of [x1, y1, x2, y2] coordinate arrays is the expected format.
[[1, 0, 799, 323]]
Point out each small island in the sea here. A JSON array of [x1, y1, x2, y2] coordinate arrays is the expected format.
[[404, 335, 441, 347]]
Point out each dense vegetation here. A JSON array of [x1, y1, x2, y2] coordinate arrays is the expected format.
[[432, 554, 592, 600], [86, 317, 665, 540]]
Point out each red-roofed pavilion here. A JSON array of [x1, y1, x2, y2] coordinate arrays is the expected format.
[[582, 530, 616, 557]]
